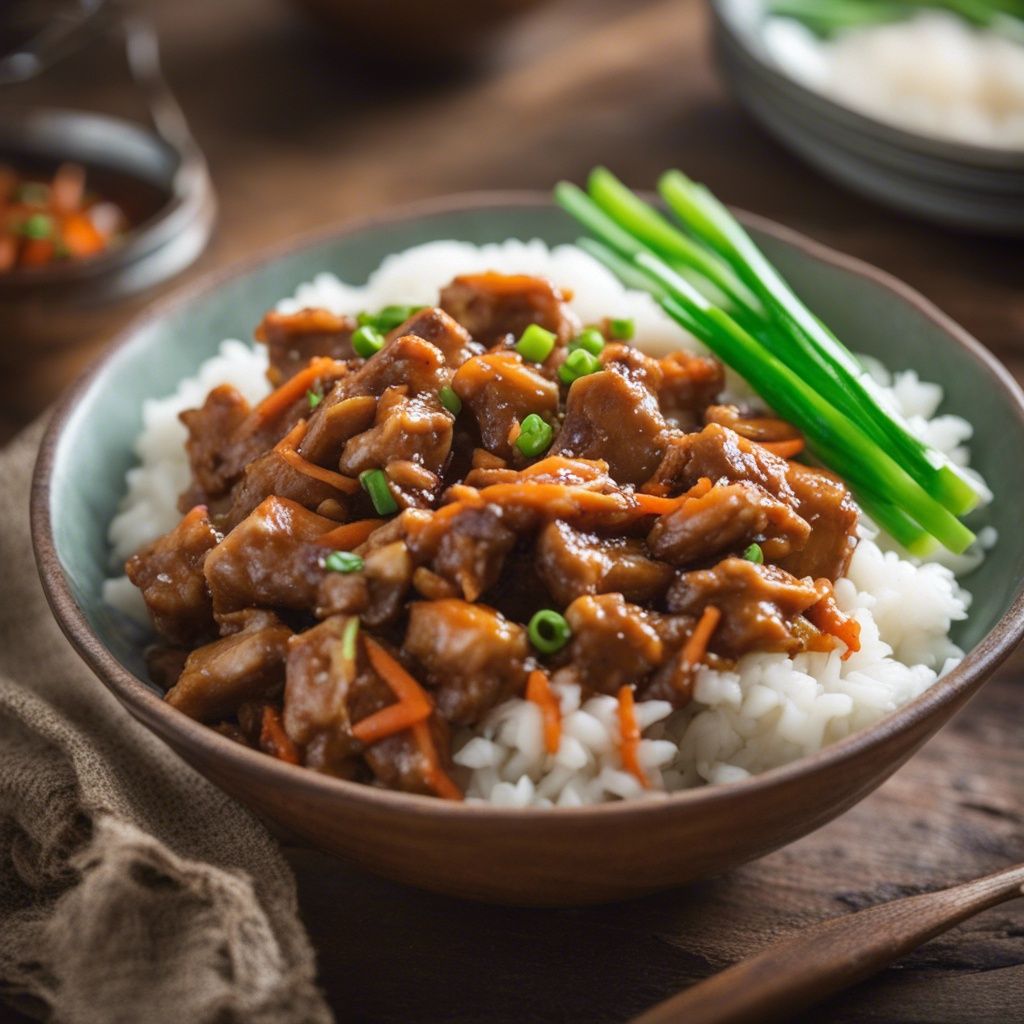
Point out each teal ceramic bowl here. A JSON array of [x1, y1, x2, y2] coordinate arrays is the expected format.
[[31, 194, 1024, 905]]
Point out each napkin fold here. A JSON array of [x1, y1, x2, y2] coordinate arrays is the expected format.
[[0, 420, 332, 1024]]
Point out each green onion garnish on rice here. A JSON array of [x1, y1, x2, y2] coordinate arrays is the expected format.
[[554, 168, 981, 555]]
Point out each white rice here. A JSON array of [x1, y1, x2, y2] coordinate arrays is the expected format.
[[724, 1, 1024, 150], [104, 239, 986, 806]]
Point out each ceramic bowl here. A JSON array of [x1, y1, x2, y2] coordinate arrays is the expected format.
[[31, 193, 1024, 905], [710, 2, 1024, 235]]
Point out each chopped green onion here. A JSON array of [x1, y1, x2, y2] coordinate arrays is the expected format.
[[358, 304, 425, 332], [528, 609, 571, 654], [609, 317, 635, 340], [569, 327, 605, 356], [20, 213, 52, 240], [516, 413, 554, 458], [438, 385, 462, 415], [558, 348, 603, 385], [359, 468, 398, 515], [324, 550, 364, 573], [341, 615, 360, 661], [742, 543, 764, 564], [15, 182, 49, 205], [307, 389, 323, 410], [352, 324, 385, 358], [516, 323, 557, 363]]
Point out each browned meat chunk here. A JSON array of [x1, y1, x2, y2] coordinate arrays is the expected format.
[[646, 423, 795, 503], [536, 519, 672, 606], [205, 496, 335, 616], [297, 395, 376, 467], [563, 593, 666, 693], [600, 344, 663, 392], [452, 351, 559, 460], [421, 505, 517, 602], [667, 557, 822, 658], [255, 307, 357, 385], [405, 599, 529, 724], [553, 363, 668, 485], [178, 385, 252, 509], [166, 610, 292, 721], [220, 448, 346, 531], [658, 351, 725, 426], [778, 462, 859, 581], [440, 272, 579, 346], [387, 307, 481, 368], [363, 718, 456, 798], [338, 386, 453, 478], [648, 481, 810, 566], [125, 505, 219, 645]]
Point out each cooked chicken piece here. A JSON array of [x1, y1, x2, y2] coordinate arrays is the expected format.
[[125, 505, 219, 645], [646, 423, 796, 503], [405, 599, 529, 725], [165, 609, 292, 721], [204, 496, 336, 616], [425, 505, 517, 603], [536, 519, 672, 606], [553, 363, 668, 485], [386, 306, 481, 368], [647, 480, 810, 566], [255, 307, 357, 385], [440, 271, 580, 346], [563, 593, 666, 694], [667, 557, 822, 657], [778, 462, 859, 581], [657, 351, 725, 427], [178, 385, 252, 509], [452, 351, 559, 460], [338, 385, 453, 478]]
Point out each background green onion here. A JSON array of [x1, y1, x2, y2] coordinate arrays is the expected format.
[[743, 543, 764, 564], [516, 413, 554, 458], [359, 468, 398, 515], [516, 323, 557, 363], [325, 550, 364, 573], [558, 348, 602, 384], [609, 317, 635, 340], [357, 304, 424, 332], [307, 389, 323, 410], [352, 324, 385, 358], [528, 609, 571, 654], [438, 385, 462, 415], [569, 327, 606, 356]]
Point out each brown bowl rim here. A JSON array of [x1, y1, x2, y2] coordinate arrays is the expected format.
[[30, 189, 1024, 823]]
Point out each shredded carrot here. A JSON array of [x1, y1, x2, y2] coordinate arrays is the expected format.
[[274, 418, 308, 452], [352, 637, 433, 744], [806, 583, 861, 660], [411, 720, 463, 800], [760, 438, 805, 459], [61, 212, 105, 256], [316, 518, 384, 549], [617, 685, 648, 788], [685, 476, 714, 500], [632, 493, 680, 516], [527, 669, 561, 755], [253, 357, 346, 424], [279, 445, 360, 494], [519, 456, 607, 483], [475, 481, 629, 515], [681, 606, 722, 667], [260, 706, 301, 765]]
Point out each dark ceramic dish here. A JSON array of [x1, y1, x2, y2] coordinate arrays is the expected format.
[[31, 194, 1024, 905]]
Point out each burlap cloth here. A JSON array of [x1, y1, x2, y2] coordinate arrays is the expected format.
[[0, 419, 333, 1024]]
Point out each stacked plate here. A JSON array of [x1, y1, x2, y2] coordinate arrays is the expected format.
[[710, 2, 1024, 235]]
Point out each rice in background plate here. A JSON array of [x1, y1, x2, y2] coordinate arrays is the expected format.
[[104, 239, 983, 806]]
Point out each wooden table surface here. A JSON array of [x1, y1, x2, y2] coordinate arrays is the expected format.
[[7, 0, 1023, 1021]]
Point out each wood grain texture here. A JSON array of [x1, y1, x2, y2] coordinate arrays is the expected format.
[[7, 0, 1024, 1020]]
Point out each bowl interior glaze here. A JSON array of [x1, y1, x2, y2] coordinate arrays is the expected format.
[[34, 195, 1024, 903]]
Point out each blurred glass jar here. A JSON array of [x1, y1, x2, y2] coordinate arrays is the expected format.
[[0, 0, 215, 353]]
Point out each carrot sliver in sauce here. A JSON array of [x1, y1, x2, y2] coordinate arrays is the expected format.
[[254, 357, 346, 424], [632, 493, 680, 516], [316, 518, 384, 549], [260, 706, 301, 765], [62, 212, 105, 257], [352, 637, 433, 744], [411, 720, 463, 801], [526, 669, 561, 755], [681, 605, 722, 667], [806, 583, 861, 660], [278, 445, 360, 494], [617, 685, 648, 788], [760, 438, 805, 459], [274, 418, 308, 452]]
